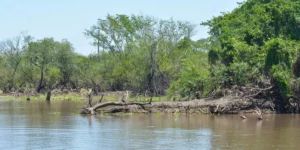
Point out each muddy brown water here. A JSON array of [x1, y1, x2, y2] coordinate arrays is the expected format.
[[0, 100, 300, 150]]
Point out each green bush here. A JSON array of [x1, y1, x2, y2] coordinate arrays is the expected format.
[[169, 59, 210, 99], [271, 64, 292, 99]]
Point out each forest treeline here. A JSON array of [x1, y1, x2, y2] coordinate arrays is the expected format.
[[1, 0, 300, 107], [0, 15, 208, 98]]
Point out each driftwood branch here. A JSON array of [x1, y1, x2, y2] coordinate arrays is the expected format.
[[254, 106, 263, 120], [133, 93, 139, 101], [98, 94, 104, 103], [79, 93, 271, 116], [125, 90, 128, 102], [81, 94, 152, 115], [120, 91, 129, 102], [92, 101, 150, 110], [240, 115, 247, 119], [88, 89, 93, 107], [149, 97, 152, 104], [243, 86, 273, 98]]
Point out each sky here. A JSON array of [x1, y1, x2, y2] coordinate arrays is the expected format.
[[0, 0, 244, 55]]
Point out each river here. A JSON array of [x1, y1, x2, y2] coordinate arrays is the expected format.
[[0, 100, 299, 150]]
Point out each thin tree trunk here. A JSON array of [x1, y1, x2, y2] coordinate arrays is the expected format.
[[45, 81, 59, 101], [46, 90, 51, 101], [97, 39, 100, 56], [36, 70, 44, 93]]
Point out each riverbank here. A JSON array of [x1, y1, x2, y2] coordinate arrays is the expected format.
[[1, 90, 276, 115]]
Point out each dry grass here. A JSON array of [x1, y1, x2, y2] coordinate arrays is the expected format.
[[0, 91, 170, 102]]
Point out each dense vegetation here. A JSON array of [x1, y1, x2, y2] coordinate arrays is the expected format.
[[202, 0, 300, 112], [0, 15, 208, 99], [1, 0, 300, 112]]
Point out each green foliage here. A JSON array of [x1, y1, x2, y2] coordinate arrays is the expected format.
[[0, 34, 31, 92], [3, 1, 300, 108], [203, 0, 300, 66], [202, 0, 300, 101], [265, 38, 298, 72], [27, 38, 57, 69], [84, 14, 199, 96], [55, 40, 75, 86], [210, 62, 228, 89], [0, 35, 78, 93], [2, 1, 300, 107], [169, 52, 210, 99], [25, 38, 77, 92], [271, 65, 292, 98], [229, 62, 254, 85], [0, 15, 203, 97], [47, 67, 60, 86]]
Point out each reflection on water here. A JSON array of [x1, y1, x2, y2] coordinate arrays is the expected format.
[[0, 100, 300, 150]]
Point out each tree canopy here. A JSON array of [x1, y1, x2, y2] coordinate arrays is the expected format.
[[0, 15, 208, 99], [202, 0, 300, 105]]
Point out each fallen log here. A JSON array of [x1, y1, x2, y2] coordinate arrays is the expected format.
[[81, 100, 153, 115], [79, 90, 274, 115], [81, 90, 152, 115]]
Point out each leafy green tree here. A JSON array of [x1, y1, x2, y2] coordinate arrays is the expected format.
[[0, 34, 32, 92], [27, 38, 57, 92], [85, 14, 198, 96], [55, 39, 76, 88]]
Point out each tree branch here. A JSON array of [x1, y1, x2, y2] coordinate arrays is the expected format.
[[243, 86, 273, 98]]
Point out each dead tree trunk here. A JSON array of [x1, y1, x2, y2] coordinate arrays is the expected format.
[[98, 94, 104, 103], [79, 96, 274, 115], [36, 71, 44, 93], [46, 91, 51, 101], [81, 91, 152, 115], [255, 106, 263, 120], [45, 82, 59, 101], [87, 89, 93, 107], [145, 42, 169, 96]]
